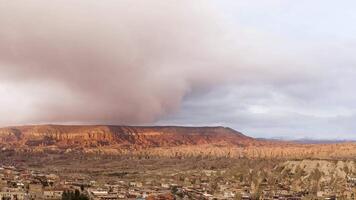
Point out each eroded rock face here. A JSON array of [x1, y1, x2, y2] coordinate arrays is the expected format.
[[1, 125, 356, 159], [280, 160, 356, 181], [0, 125, 253, 149]]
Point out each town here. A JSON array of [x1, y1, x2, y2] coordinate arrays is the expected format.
[[0, 160, 355, 200]]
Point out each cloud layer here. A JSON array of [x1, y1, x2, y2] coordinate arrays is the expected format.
[[0, 0, 241, 124], [1, 0, 356, 139], [158, 0, 356, 139]]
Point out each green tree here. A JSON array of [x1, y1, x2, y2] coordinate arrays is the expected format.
[[62, 189, 89, 200]]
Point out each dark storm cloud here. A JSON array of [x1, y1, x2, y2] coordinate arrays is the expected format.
[[0, 0, 312, 126], [0, 0, 242, 125]]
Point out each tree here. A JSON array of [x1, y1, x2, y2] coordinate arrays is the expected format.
[[171, 186, 178, 195], [62, 189, 89, 200]]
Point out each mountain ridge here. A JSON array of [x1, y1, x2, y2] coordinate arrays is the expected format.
[[1, 125, 356, 159], [0, 124, 255, 149]]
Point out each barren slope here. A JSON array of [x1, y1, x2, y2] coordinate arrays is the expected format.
[[0, 125, 254, 149]]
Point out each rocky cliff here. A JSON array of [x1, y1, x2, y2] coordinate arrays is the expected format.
[[0, 125, 354, 159], [0, 125, 254, 149]]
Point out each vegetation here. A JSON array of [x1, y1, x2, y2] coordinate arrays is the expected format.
[[62, 190, 89, 200]]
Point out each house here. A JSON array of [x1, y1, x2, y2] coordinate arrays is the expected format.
[[29, 183, 44, 200], [43, 189, 63, 200], [0, 188, 27, 200]]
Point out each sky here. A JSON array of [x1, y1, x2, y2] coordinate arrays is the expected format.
[[0, 0, 356, 139]]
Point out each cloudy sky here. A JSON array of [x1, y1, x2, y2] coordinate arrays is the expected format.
[[0, 0, 356, 139]]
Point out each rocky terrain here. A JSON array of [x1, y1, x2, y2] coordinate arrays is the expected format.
[[281, 160, 356, 180], [1, 125, 355, 200], [0, 125, 258, 151], [1, 125, 356, 160]]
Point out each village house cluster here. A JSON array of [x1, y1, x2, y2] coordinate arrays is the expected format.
[[1, 164, 356, 200], [0, 164, 175, 200]]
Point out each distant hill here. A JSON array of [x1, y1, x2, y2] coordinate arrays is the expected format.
[[292, 139, 356, 144], [1, 125, 356, 159], [0, 125, 255, 149]]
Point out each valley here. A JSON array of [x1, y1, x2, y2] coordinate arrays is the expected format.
[[1, 125, 356, 199]]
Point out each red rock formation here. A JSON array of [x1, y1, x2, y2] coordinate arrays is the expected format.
[[1, 125, 355, 159], [0, 125, 254, 149]]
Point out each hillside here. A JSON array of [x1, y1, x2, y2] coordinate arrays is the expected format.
[[1, 125, 356, 160], [0, 125, 255, 150]]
